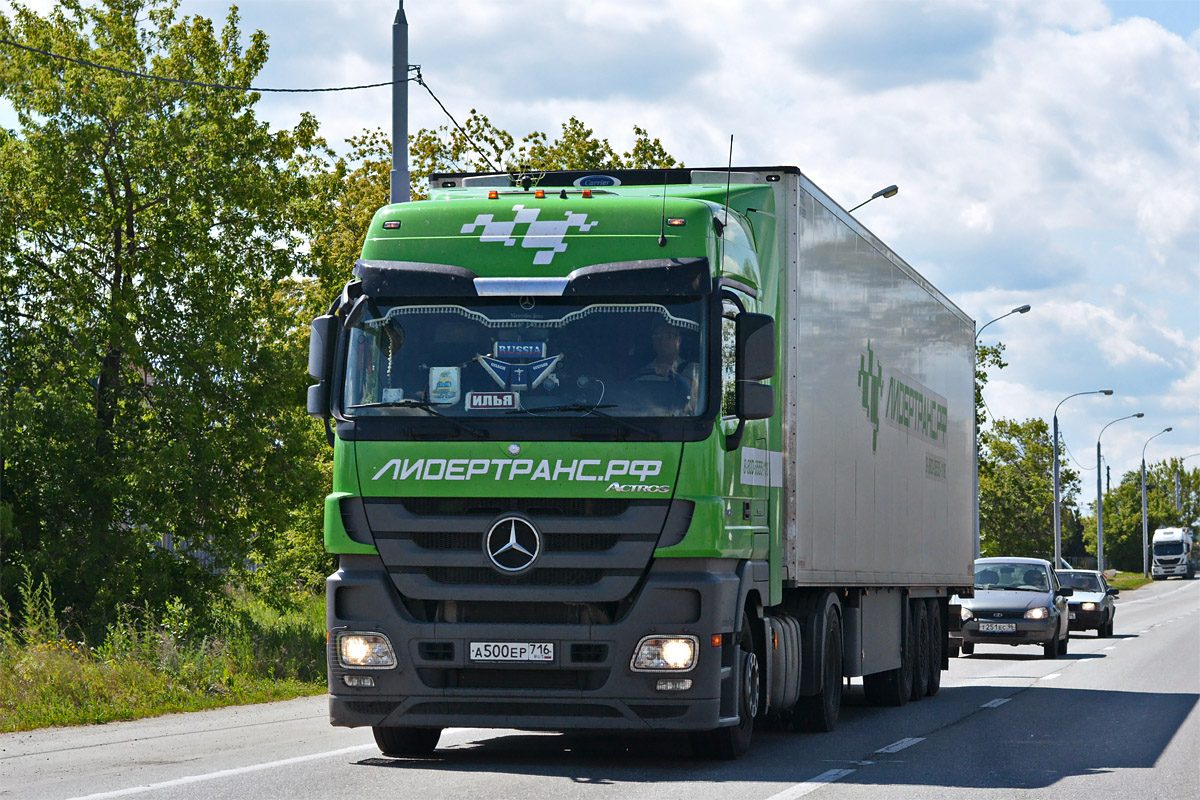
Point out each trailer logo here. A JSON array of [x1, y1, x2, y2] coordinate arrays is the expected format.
[[858, 342, 884, 452], [461, 204, 598, 265], [858, 342, 949, 454]]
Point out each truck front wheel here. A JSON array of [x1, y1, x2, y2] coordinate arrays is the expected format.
[[692, 614, 758, 760], [372, 726, 442, 757]]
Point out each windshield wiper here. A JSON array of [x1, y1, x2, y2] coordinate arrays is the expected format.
[[506, 404, 661, 440], [347, 399, 487, 439]]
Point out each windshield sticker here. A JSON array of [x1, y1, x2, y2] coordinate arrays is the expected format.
[[495, 341, 546, 359], [478, 354, 561, 391], [371, 458, 663, 484], [465, 391, 518, 411], [460, 204, 598, 265], [428, 366, 461, 405], [382, 387, 404, 403]]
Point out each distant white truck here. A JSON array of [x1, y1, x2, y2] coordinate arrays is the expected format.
[[1151, 527, 1197, 580]]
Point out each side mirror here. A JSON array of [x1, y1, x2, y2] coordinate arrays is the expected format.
[[1056, 587, 1074, 598], [736, 381, 774, 421], [1107, 587, 1120, 596], [307, 315, 337, 419], [735, 313, 776, 381]]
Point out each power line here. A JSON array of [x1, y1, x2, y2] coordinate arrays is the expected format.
[[0, 37, 408, 92], [1, 36, 499, 174]]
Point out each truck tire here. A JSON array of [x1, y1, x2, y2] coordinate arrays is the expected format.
[[692, 614, 758, 760], [372, 726, 441, 757], [795, 604, 843, 732], [925, 599, 942, 696], [909, 601, 930, 701]]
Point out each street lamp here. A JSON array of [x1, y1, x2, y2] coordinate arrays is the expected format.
[[973, 304, 1033, 558], [1096, 412, 1143, 573], [1141, 427, 1173, 577], [1053, 389, 1114, 568], [848, 184, 899, 213]]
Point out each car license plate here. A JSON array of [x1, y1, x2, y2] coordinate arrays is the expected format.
[[469, 642, 554, 662], [978, 622, 1016, 633], [1069, 612, 1076, 619]]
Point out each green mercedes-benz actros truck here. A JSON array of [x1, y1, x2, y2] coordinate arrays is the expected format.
[[306, 166, 975, 759]]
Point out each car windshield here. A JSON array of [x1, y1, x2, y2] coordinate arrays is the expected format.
[[975, 563, 1050, 592], [1153, 542, 1185, 555], [342, 297, 709, 419], [1057, 572, 1101, 592]]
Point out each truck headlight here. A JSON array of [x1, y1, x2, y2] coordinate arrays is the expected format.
[[1024, 607, 1050, 620], [631, 635, 698, 672], [338, 632, 397, 668], [1081, 602, 1097, 612]]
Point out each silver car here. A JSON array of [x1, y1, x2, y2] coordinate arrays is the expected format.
[[1058, 569, 1119, 637], [951, 557, 1073, 659]]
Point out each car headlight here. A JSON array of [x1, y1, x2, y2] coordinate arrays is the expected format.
[[960, 605, 974, 621], [1024, 607, 1050, 620], [337, 632, 397, 668], [631, 635, 698, 672], [1081, 602, 1097, 612]]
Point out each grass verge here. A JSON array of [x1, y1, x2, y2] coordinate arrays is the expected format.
[[0, 577, 326, 733], [1108, 571, 1155, 591]]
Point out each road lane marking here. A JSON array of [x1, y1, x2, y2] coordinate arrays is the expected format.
[[1039, 672, 1062, 681], [1103, 646, 1116, 650], [981, 698, 1011, 708], [875, 737, 925, 754], [64, 744, 378, 800], [763, 769, 856, 800]]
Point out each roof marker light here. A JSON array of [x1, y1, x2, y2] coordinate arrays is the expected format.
[[666, 218, 687, 227], [488, 190, 499, 200], [534, 189, 546, 199], [581, 190, 592, 198], [382, 220, 401, 230]]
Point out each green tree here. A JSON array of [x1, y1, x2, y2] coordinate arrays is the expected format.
[[1082, 461, 1199, 572], [975, 341, 1006, 430], [0, 0, 327, 633], [978, 417, 1082, 559], [409, 112, 681, 199]]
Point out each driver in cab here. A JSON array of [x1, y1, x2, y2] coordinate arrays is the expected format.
[[637, 321, 699, 412]]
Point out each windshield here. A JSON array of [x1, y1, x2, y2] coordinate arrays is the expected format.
[[1153, 542, 1185, 556], [1057, 572, 1101, 592], [974, 563, 1050, 592], [342, 297, 709, 420]]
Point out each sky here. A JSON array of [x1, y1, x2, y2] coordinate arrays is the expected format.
[[3, 0, 1198, 512]]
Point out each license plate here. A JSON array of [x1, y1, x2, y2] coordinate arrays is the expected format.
[[978, 622, 1016, 633], [469, 642, 554, 662]]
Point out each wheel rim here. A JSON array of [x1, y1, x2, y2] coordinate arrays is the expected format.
[[743, 651, 760, 719]]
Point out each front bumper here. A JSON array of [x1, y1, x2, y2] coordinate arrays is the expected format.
[[326, 554, 741, 731], [1153, 563, 1188, 576], [951, 616, 1058, 647], [1067, 606, 1107, 630]]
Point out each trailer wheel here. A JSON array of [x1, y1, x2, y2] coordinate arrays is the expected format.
[[909, 601, 930, 701], [924, 599, 942, 696], [795, 604, 843, 732], [372, 726, 441, 757], [692, 614, 757, 760]]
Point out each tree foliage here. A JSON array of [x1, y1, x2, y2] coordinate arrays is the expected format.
[[0, 0, 328, 633], [978, 417, 1082, 559], [975, 341, 1006, 430], [1081, 460, 1200, 572]]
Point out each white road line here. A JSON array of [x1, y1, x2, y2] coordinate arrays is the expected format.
[[763, 769, 857, 800], [1040, 672, 1062, 681], [981, 698, 1011, 708], [875, 737, 925, 754], [1103, 646, 1116, 650], [64, 744, 378, 800]]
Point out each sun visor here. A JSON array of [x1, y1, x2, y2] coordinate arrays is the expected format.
[[355, 260, 479, 298], [561, 258, 711, 297]]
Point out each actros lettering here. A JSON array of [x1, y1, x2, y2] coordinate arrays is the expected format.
[[371, 458, 662, 483]]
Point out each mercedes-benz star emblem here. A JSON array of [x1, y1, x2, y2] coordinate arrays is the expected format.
[[484, 516, 541, 574]]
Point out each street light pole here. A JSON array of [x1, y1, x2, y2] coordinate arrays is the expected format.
[[1053, 389, 1114, 568], [973, 304, 1032, 558], [848, 184, 899, 213], [1096, 412, 1143, 573], [1141, 427, 1173, 577]]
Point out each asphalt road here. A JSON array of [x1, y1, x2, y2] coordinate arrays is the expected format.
[[3, 578, 1197, 800]]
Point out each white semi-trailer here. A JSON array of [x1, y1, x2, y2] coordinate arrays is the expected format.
[[1152, 527, 1197, 579]]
